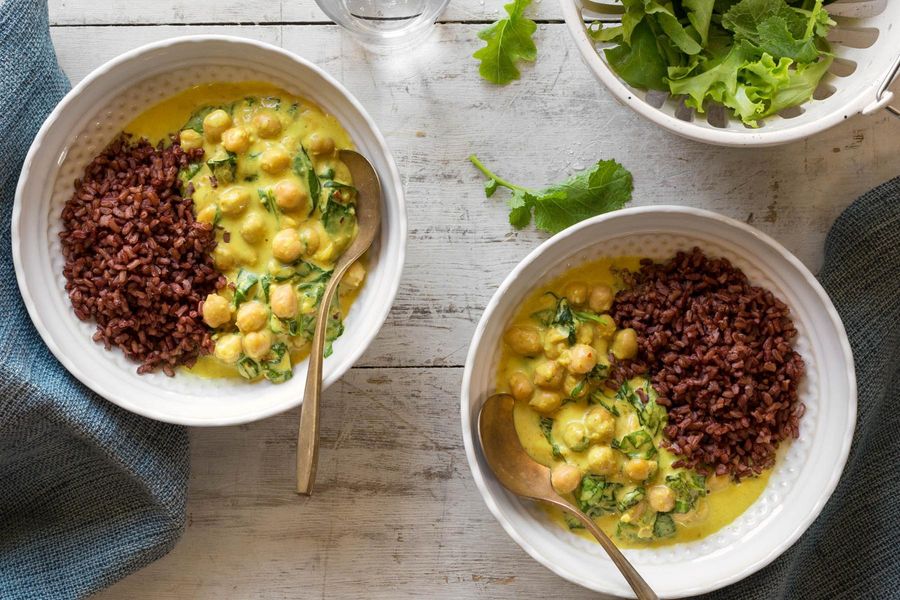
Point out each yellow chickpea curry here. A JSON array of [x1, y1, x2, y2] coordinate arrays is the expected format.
[[125, 82, 365, 383], [497, 258, 772, 548]]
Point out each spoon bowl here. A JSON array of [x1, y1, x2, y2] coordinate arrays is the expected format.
[[296, 149, 382, 496], [477, 393, 658, 600]]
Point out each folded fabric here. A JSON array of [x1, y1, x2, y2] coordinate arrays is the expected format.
[[0, 1, 190, 599], [701, 177, 900, 600]]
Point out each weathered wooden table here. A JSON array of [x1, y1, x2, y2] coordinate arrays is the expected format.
[[48, 1, 899, 597]]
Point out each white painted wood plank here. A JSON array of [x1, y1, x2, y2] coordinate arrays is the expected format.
[[90, 367, 608, 600], [49, 24, 900, 370], [49, 0, 559, 26], [43, 18, 900, 600]]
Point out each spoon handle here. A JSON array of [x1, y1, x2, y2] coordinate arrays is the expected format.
[[296, 262, 349, 495], [562, 505, 659, 600]]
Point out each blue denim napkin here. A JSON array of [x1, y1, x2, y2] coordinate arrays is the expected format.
[[0, 2, 189, 599]]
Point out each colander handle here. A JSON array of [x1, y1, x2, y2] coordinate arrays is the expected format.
[[864, 53, 900, 118]]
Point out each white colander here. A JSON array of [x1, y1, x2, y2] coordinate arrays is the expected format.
[[560, 0, 900, 147]]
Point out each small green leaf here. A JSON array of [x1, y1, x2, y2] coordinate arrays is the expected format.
[[616, 486, 646, 512], [182, 106, 214, 133], [539, 416, 563, 459], [685, 0, 716, 45], [473, 0, 537, 85], [604, 19, 669, 91], [611, 429, 658, 459], [577, 476, 621, 518], [653, 513, 677, 537], [257, 188, 279, 215], [470, 155, 633, 235], [292, 145, 320, 216], [484, 179, 499, 197]]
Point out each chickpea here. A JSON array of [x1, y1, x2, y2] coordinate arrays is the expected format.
[[179, 129, 203, 150], [585, 406, 616, 442], [562, 343, 598, 375], [647, 485, 676, 513], [260, 147, 290, 174], [529, 390, 563, 414], [587, 445, 617, 475], [341, 261, 366, 290], [202, 294, 232, 328], [242, 330, 273, 361], [507, 371, 534, 402], [213, 246, 235, 270], [611, 328, 639, 360], [623, 458, 656, 482], [221, 127, 251, 153], [274, 180, 308, 211], [576, 323, 594, 345], [550, 463, 582, 495], [272, 228, 303, 263], [298, 224, 320, 255], [533, 360, 564, 389], [564, 281, 588, 306], [219, 187, 250, 215], [543, 327, 568, 360], [202, 109, 231, 141], [240, 212, 267, 244], [594, 314, 617, 340], [214, 334, 243, 364], [236, 301, 268, 333], [589, 285, 614, 313], [307, 133, 335, 156], [196, 204, 218, 224], [503, 325, 541, 356], [252, 112, 282, 138], [562, 422, 588, 451], [270, 284, 299, 319]]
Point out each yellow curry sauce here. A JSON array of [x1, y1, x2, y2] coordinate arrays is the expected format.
[[497, 257, 771, 548], [125, 82, 365, 382]]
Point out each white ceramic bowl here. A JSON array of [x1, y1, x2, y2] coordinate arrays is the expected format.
[[12, 36, 406, 426], [560, 0, 900, 147], [460, 206, 855, 598]]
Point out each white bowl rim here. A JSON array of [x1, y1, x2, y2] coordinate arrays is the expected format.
[[558, 0, 899, 148], [11, 34, 407, 426], [460, 205, 856, 597]]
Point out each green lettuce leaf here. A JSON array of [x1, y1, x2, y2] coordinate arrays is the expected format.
[[605, 19, 669, 91], [685, 0, 716, 45]]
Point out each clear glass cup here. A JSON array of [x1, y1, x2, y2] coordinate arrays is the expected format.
[[315, 0, 451, 51]]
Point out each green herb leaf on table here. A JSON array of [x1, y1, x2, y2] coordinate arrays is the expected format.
[[473, 0, 537, 85], [470, 155, 633, 234]]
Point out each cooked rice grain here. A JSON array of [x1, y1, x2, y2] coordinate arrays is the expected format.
[[60, 136, 224, 375], [608, 248, 805, 479]]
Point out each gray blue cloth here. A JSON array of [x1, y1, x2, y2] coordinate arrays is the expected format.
[[0, 1, 190, 599]]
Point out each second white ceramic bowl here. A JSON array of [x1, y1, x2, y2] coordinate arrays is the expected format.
[[13, 36, 406, 426], [460, 206, 855, 598]]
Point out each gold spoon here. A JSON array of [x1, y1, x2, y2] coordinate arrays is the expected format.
[[296, 149, 382, 495], [478, 393, 659, 600]]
